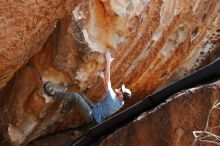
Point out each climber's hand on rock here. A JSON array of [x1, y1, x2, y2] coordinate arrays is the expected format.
[[106, 50, 114, 63], [98, 71, 105, 79]]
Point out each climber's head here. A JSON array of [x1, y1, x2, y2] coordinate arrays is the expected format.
[[115, 84, 131, 102]]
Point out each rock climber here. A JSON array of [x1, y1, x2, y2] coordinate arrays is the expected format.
[[43, 51, 132, 123]]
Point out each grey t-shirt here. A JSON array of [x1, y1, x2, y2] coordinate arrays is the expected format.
[[92, 88, 124, 123]]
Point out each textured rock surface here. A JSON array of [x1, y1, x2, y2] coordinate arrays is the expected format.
[[0, 0, 220, 145], [99, 81, 220, 146], [80, 0, 220, 100], [0, 1, 81, 145], [0, 0, 80, 89]]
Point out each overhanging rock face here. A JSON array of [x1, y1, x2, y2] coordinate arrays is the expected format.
[[0, 0, 80, 90], [99, 81, 220, 146], [0, 0, 220, 145]]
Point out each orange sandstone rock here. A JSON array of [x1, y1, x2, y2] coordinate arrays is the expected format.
[[0, 0, 220, 145], [99, 81, 220, 146], [0, 0, 80, 89]]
